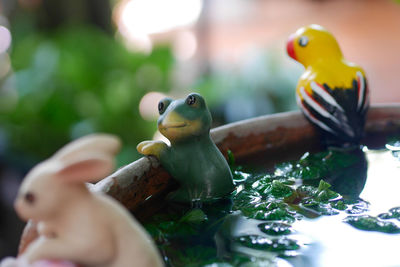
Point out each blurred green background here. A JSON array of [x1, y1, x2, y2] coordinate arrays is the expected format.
[[2, 27, 175, 165], [0, 0, 299, 168]]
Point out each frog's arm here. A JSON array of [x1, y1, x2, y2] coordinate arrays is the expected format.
[[137, 141, 168, 160]]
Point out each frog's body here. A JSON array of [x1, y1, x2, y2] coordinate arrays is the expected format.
[[159, 134, 234, 202], [137, 93, 234, 203]]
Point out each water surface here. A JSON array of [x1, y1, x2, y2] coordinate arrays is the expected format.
[[144, 146, 400, 267]]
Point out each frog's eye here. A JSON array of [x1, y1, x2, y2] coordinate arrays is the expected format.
[[186, 94, 196, 106], [298, 36, 308, 47], [158, 98, 172, 115], [158, 102, 164, 114], [158, 100, 167, 115]]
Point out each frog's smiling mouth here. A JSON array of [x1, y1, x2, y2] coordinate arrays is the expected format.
[[159, 111, 190, 130], [159, 110, 203, 140], [161, 122, 187, 129]]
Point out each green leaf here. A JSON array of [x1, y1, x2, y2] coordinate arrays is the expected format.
[[344, 215, 400, 233], [179, 209, 208, 223], [258, 222, 292, 236], [227, 149, 235, 166], [235, 235, 299, 251], [317, 180, 331, 191]]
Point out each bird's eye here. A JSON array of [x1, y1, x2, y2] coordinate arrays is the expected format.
[[298, 36, 308, 47], [186, 94, 196, 106], [24, 192, 35, 205], [158, 101, 165, 114]]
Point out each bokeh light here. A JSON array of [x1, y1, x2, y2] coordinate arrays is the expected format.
[[115, 0, 202, 51], [0, 26, 11, 54], [173, 31, 197, 61], [139, 91, 168, 121]]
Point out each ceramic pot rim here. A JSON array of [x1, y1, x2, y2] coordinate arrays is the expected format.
[[95, 104, 400, 210]]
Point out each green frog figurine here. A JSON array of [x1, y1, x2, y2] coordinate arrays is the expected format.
[[137, 93, 234, 203]]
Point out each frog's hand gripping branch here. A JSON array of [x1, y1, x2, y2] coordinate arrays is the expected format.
[[137, 141, 168, 160]]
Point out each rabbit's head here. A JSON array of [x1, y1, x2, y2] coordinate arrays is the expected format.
[[14, 134, 121, 222]]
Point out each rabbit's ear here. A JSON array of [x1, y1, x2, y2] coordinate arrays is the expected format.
[[53, 134, 121, 162], [54, 154, 114, 183]]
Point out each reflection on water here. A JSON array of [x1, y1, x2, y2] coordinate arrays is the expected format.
[[293, 214, 400, 267], [144, 147, 400, 266], [290, 148, 400, 267], [361, 149, 400, 214], [327, 148, 368, 197]]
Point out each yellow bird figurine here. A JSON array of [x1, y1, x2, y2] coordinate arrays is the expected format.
[[287, 24, 369, 147]]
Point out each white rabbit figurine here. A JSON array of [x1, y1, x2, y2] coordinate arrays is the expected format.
[[4, 134, 163, 267]]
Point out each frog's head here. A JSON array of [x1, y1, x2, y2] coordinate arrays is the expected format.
[[157, 93, 212, 142]]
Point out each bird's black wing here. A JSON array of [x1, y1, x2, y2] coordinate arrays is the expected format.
[[298, 73, 368, 146]]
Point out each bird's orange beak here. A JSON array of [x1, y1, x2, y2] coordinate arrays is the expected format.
[[286, 34, 296, 60]]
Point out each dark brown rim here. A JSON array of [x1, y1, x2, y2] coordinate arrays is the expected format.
[[96, 104, 400, 211]]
